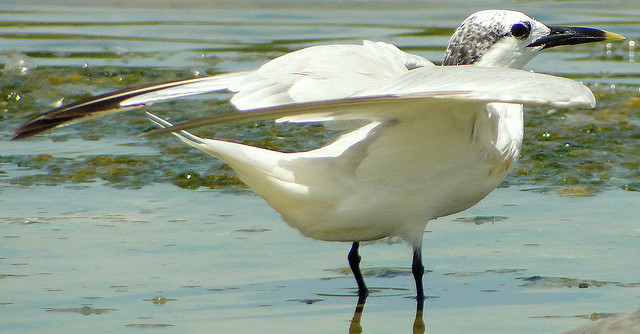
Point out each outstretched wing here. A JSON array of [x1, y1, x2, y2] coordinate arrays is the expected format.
[[13, 41, 432, 140], [140, 66, 595, 136], [354, 65, 595, 107], [13, 39, 595, 140], [11, 73, 248, 140]]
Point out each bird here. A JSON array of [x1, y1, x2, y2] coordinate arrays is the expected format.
[[12, 9, 623, 309]]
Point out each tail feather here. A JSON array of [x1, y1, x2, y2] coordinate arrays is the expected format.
[[145, 111, 294, 185], [145, 111, 206, 146]]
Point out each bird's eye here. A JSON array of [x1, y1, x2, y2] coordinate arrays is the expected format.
[[510, 22, 531, 39]]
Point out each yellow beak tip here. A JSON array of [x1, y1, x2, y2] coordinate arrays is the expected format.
[[604, 31, 626, 41]]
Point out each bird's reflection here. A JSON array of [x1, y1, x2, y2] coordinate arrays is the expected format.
[[413, 310, 425, 334], [349, 295, 425, 334], [348, 295, 366, 334]]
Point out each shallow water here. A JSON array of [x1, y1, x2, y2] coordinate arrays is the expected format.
[[2, 184, 640, 333], [1, 1, 639, 333]]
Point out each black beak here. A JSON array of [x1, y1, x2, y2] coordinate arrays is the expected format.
[[528, 26, 624, 49]]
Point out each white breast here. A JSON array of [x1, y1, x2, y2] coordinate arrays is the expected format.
[[248, 100, 524, 246]]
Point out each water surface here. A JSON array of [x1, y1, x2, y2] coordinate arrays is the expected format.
[[1, 1, 639, 333]]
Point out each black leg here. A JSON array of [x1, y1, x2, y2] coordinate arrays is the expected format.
[[412, 247, 425, 310], [348, 242, 369, 297]]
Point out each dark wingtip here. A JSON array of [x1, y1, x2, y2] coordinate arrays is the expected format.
[[11, 78, 206, 140], [12, 114, 80, 140], [12, 129, 36, 140], [11, 98, 115, 140], [11, 86, 152, 140]]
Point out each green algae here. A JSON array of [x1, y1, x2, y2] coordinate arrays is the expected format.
[[44, 305, 118, 316], [452, 216, 509, 225], [2, 37, 638, 195], [517, 275, 640, 289]]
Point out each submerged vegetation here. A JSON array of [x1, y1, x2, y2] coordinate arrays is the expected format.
[[1, 62, 638, 194], [1, 11, 638, 196]]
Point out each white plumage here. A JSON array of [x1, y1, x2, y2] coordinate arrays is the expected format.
[[13, 9, 623, 306]]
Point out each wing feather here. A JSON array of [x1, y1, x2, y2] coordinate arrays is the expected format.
[[12, 41, 594, 140], [13, 41, 431, 140], [140, 66, 595, 136], [356, 66, 596, 107]]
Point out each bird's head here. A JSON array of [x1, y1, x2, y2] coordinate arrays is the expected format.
[[443, 9, 624, 68]]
